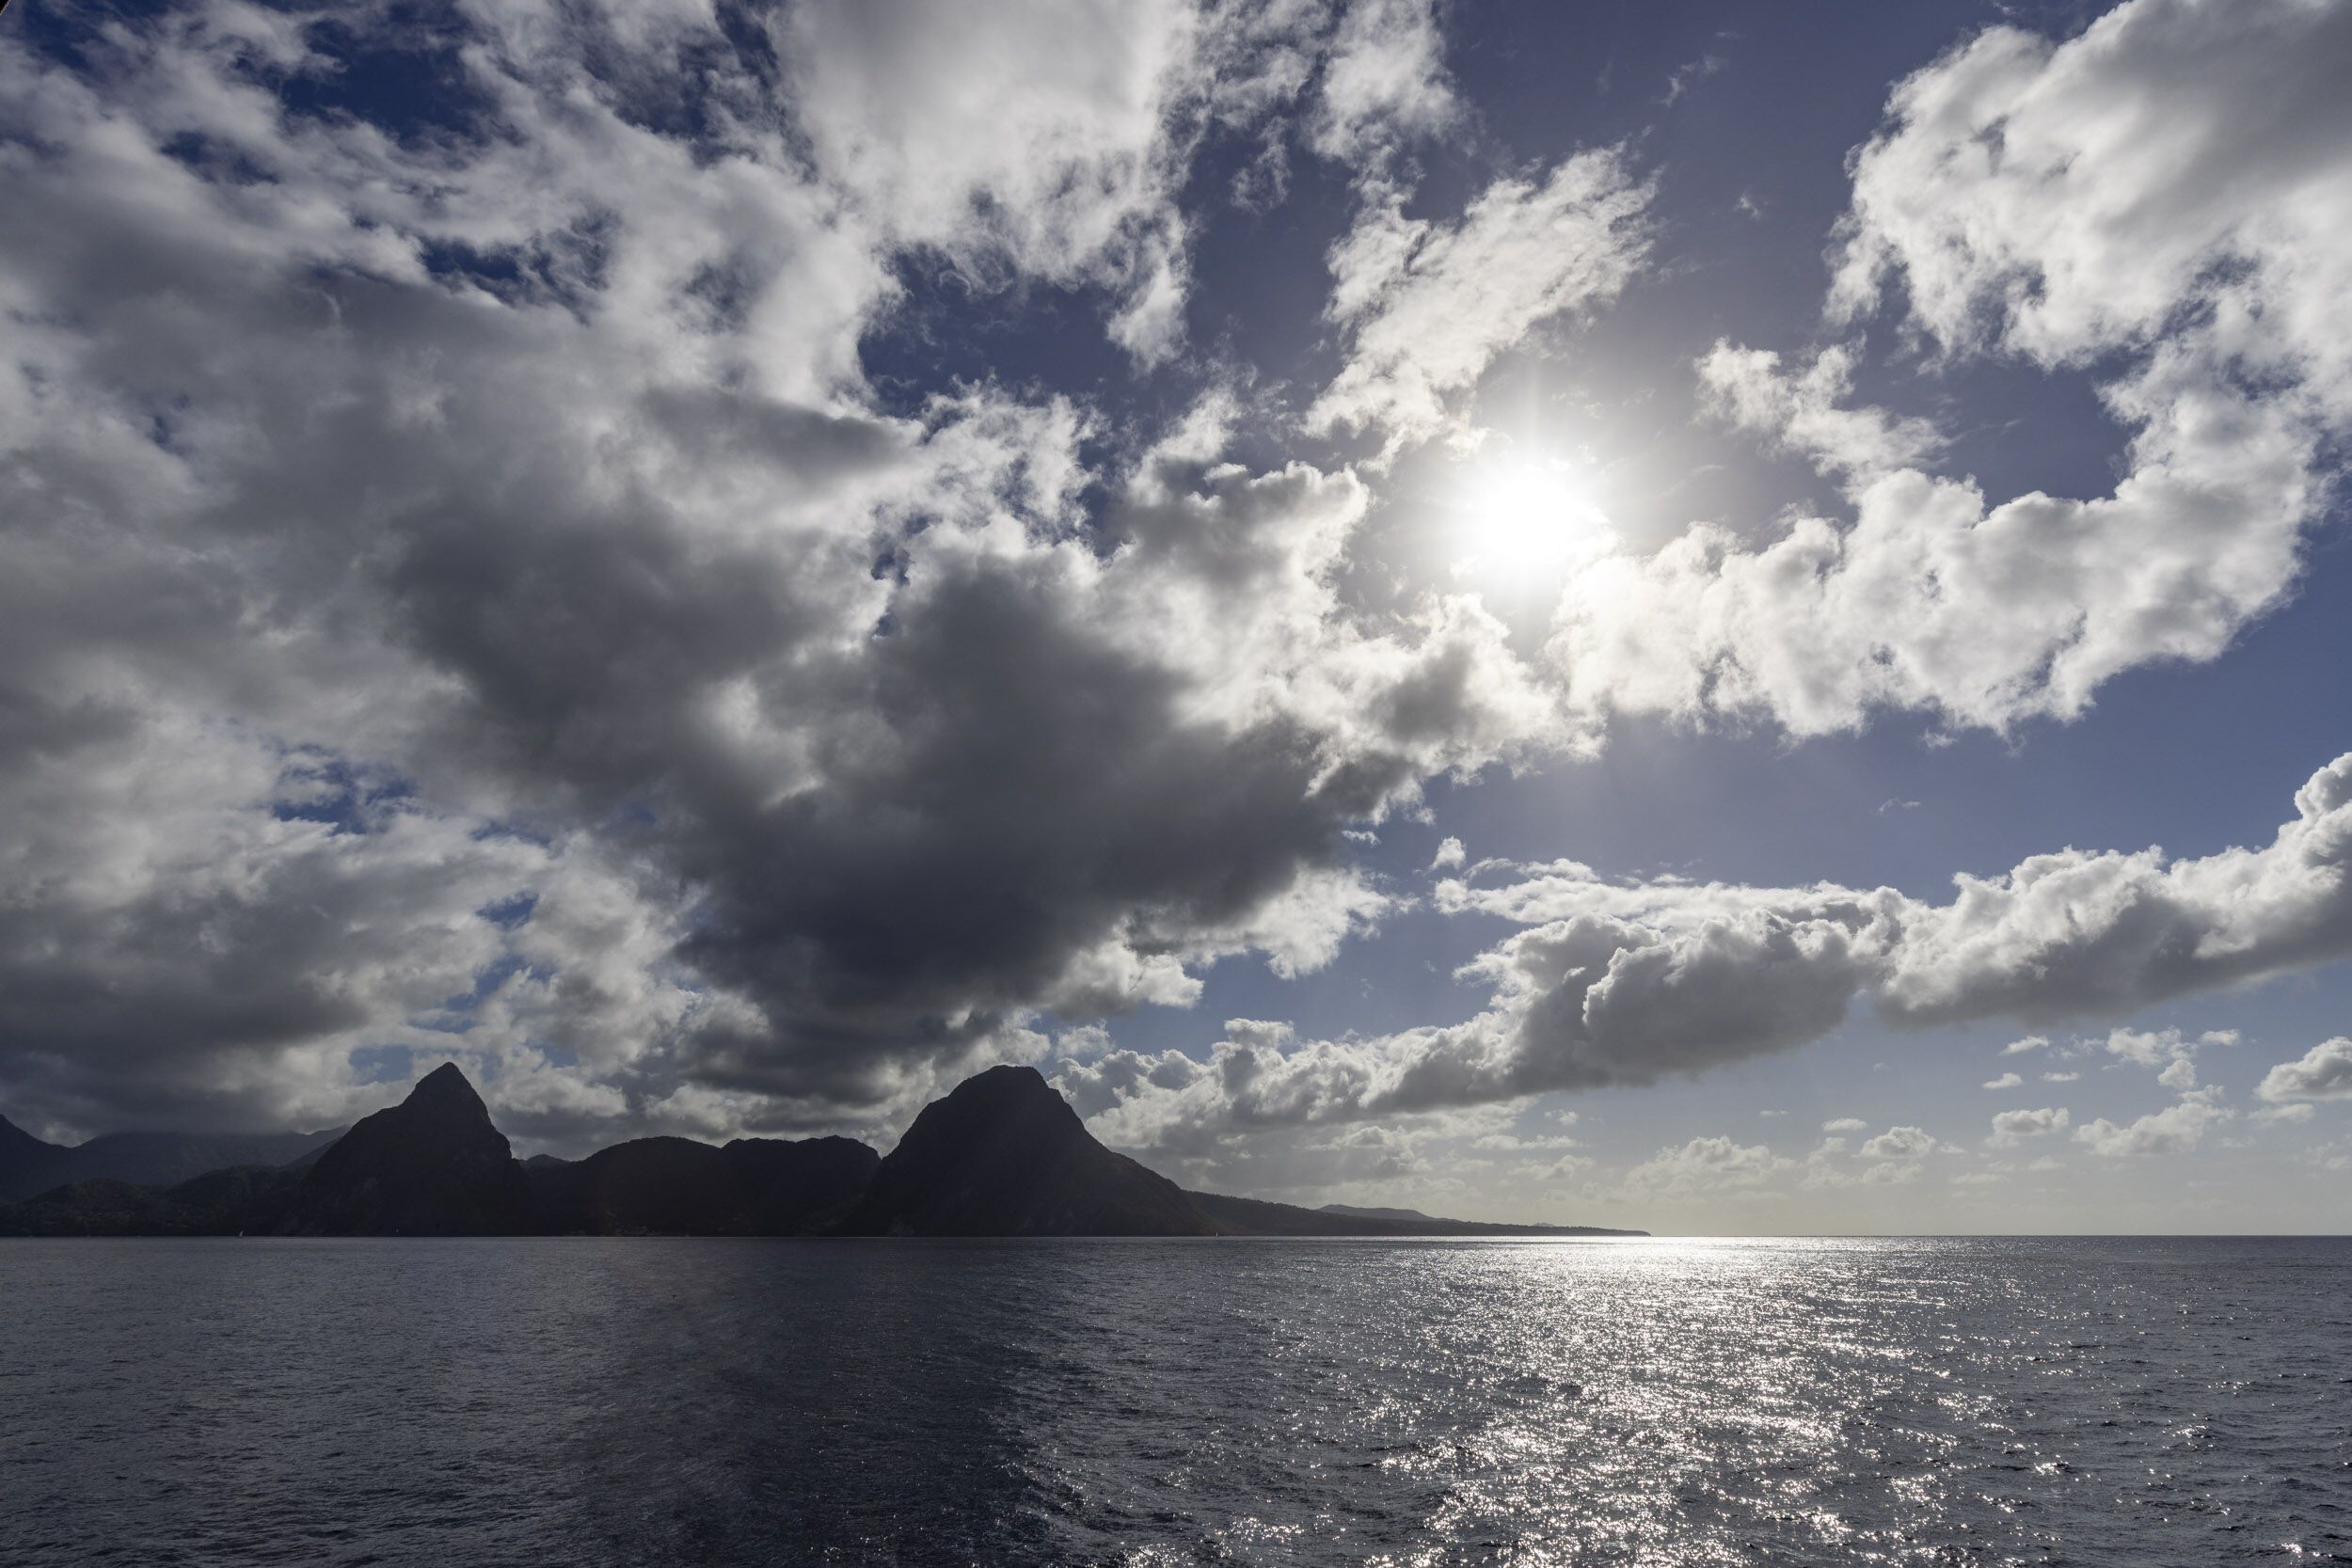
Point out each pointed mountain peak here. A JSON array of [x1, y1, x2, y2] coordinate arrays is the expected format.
[[407, 1062, 487, 1112], [290, 1062, 529, 1235]]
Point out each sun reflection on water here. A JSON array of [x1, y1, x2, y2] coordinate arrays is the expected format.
[[9, 1236, 2345, 1564]]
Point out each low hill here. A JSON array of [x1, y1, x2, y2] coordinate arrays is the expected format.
[[0, 1166, 303, 1237], [530, 1133, 878, 1235], [1311, 1202, 1640, 1237], [1191, 1194, 1643, 1238]]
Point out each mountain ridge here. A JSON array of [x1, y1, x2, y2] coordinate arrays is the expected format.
[[532, 1132, 879, 1235], [0, 1117, 347, 1205], [0, 1062, 1645, 1239]]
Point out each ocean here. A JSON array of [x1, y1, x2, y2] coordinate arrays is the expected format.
[[3, 1236, 2346, 1565]]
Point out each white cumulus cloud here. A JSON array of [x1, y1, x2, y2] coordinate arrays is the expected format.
[[1988, 1106, 2071, 1148], [1547, 0, 2352, 738], [2074, 1089, 2233, 1157], [2259, 1037, 2352, 1103]]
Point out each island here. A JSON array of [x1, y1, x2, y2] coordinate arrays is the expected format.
[[0, 1061, 1645, 1239]]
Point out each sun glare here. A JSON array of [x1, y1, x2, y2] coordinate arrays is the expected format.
[[1452, 451, 1614, 575]]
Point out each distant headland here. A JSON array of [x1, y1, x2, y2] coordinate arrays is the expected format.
[[0, 1062, 1644, 1239]]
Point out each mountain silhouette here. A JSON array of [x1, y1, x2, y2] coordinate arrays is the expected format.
[[0, 1126, 345, 1205], [839, 1065, 1219, 1236], [0, 1061, 1644, 1238], [0, 1113, 57, 1197], [0, 1165, 303, 1237], [1321, 1203, 1436, 1224], [278, 1063, 534, 1236]]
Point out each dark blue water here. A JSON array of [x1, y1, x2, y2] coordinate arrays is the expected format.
[[2, 1237, 2346, 1565]]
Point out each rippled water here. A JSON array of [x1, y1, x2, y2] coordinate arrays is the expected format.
[[3, 1237, 2347, 1565]]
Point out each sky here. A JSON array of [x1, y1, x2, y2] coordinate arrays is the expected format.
[[3, 0, 2351, 1233]]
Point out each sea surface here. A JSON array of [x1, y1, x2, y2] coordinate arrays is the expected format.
[[2, 1236, 2347, 1566]]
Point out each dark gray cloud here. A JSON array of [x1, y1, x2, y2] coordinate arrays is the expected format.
[[0, 0, 1526, 1140], [9, 0, 2351, 1167]]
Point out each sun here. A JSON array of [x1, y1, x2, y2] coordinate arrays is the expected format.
[[1451, 451, 1613, 574]]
